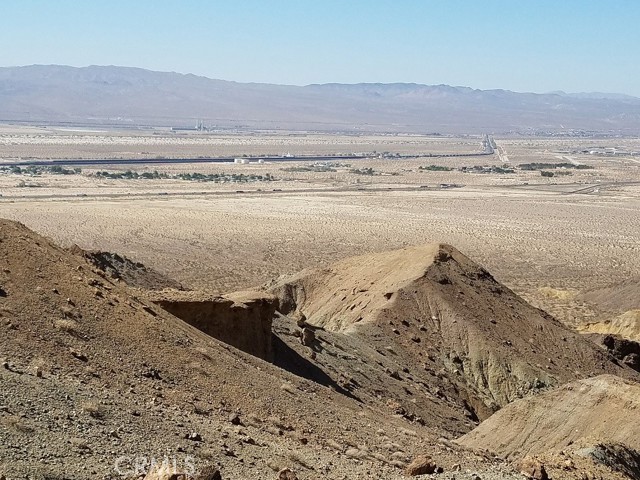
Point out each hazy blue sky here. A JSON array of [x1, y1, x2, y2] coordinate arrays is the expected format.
[[2, 1, 639, 95]]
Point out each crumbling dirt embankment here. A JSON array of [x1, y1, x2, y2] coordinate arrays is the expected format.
[[151, 290, 278, 361]]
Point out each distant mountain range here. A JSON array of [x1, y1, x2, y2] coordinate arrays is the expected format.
[[1, 65, 639, 134]]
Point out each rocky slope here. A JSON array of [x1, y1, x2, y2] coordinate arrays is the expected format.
[[0, 219, 467, 479], [70, 246, 185, 291], [267, 244, 637, 417], [582, 310, 640, 342], [1, 219, 638, 479]]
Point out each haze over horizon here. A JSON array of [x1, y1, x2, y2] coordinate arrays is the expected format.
[[1, 0, 639, 97]]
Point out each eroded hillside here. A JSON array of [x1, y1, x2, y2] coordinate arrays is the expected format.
[[0, 220, 460, 479], [267, 244, 635, 416], [1, 219, 638, 479]]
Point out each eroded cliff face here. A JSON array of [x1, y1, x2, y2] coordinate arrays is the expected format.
[[153, 291, 278, 361]]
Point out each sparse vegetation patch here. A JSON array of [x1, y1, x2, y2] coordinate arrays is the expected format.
[[93, 170, 274, 183], [460, 165, 515, 174], [0, 165, 81, 175], [281, 162, 350, 173], [419, 165, 454, 172], [519, 162, 593, 170]]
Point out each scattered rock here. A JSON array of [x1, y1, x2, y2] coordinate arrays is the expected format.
[[186, 432, 202, 442], [405, 454, 436, 476], [301, 327, 315, 346], [194, 466, 222, 480], [294, 312, 307, 328], [229, 413, 242, 425], [141, 366, 162, 380], [517, 456, 549, 480], [69, 348, 88, 362], [277, 468, 298, 480], [143, 465, 188, 480], [624, 353, 640, 370], [386, 368, 401, 380], [280, 382, 296, 394]]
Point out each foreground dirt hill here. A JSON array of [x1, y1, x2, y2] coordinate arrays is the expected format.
[[458, 375, 640, 478], [2, 219, 514, 479], [267, 244, 637, 416]]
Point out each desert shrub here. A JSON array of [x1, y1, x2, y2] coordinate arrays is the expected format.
[[419, 165, 453, 171]]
